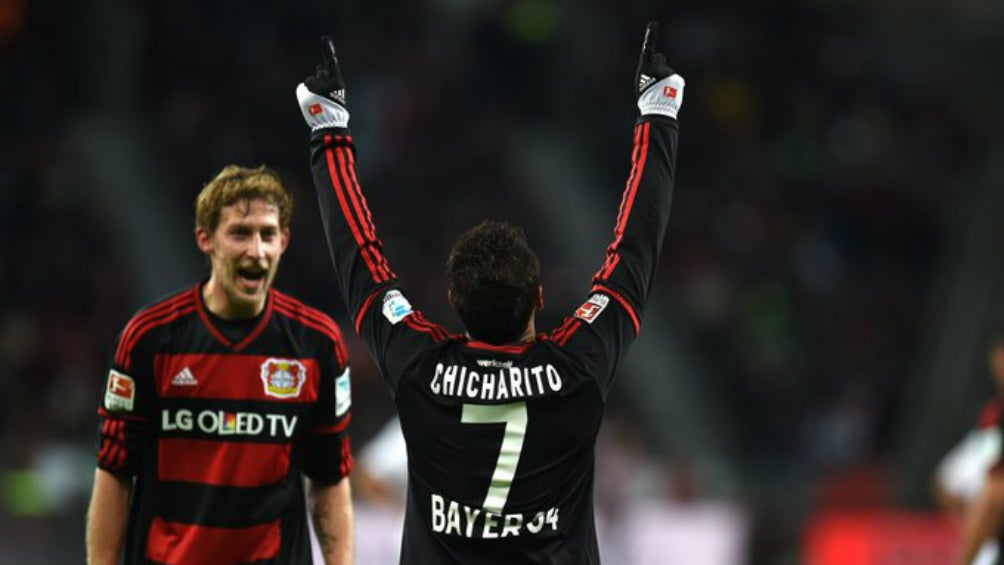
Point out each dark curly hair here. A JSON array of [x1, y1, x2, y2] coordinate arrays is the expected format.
[[447, 220, 540, 344]]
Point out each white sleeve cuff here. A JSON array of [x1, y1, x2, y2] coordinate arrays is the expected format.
[[638, 74, 685, 119], [296, 83, 350, 130]]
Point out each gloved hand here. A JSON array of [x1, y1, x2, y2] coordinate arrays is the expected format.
[[296, 36, 350, 130], [636, 22, 685, 119]]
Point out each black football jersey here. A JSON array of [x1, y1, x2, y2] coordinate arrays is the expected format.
[[95, 285, 353, 565], [308, 116, 679, 564]]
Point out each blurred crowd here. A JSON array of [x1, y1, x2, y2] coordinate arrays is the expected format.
[[2, 0, 1000, 563]]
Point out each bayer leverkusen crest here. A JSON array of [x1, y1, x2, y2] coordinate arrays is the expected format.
[[260, 358, 307, 399]]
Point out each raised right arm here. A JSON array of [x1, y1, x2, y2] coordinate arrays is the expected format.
[[297, 38, 450, 393]]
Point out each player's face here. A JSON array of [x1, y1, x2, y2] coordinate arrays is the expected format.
[[197, 198, 289, 318]]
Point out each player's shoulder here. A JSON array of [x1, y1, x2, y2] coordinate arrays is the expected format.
[[122, 285, 198, 333], [270, 288, 345, 343], [113, 285, 199, 367]]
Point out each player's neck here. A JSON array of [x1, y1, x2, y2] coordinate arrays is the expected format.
[[515, 318, 536, 344], [201, 278, 267, 320]]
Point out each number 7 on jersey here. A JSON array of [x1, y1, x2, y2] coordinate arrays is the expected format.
[[461, 402, 528, 514]]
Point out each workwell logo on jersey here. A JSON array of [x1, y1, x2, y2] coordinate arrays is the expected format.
[[382, 290, 413, 324], [105, 369, 135, 412], [574, 294, 610, 323], [260, 358, 307, 399]]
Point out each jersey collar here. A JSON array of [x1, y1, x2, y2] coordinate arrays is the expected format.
[[192, 283, 274, 352]]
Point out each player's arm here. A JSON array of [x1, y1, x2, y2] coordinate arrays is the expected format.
[[86, 315, 159, 563], [296, 38, 395, 327], [86, 469, 131, 565], [958, 468, 1004, 565], [558, 23, 684, 393], [296, 38, 450, 392], [307, 477, 353, 565], [295, 317, 354, 565]]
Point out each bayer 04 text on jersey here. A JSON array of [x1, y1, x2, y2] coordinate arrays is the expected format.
[[431, 494, 559, 539]]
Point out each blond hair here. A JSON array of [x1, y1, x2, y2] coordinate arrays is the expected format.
[[195, 165, 293, 233]]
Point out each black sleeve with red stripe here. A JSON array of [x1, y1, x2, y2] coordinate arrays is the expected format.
[[96, 294, 185, 476], [308, 129, 455, 395], [309, 129, 396, 319], [557, 116, 680, 396], [273, 292, 356, 482]]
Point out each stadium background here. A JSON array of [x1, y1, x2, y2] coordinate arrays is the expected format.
[[1, 0, 1002, 563]]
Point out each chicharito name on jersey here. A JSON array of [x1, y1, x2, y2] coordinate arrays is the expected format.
[[430, 362, 564, 401]]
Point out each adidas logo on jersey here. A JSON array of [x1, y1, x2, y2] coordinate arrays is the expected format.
[[638, 73, 655, 92], [171, 367, 198, 386]]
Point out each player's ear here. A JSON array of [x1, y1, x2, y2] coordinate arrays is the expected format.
[[280, 227, 291, 253], [534, 285, 544, 312], [447, 288, 456, 309], [195, 227, 213, 254]]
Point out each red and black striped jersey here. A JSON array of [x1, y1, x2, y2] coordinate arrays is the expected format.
[[95, 284, 353, 565], [308, 115, 678, 565]]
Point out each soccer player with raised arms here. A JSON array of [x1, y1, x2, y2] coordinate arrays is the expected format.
[[297, 22, 684, 564]]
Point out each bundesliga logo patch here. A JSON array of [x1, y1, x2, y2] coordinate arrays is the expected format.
[[382, 290, 413, 324], [574, 294, 610, 324], [105, 369, 135, 412], [260, 358, 307, 399], [335, 368, 351, 417]]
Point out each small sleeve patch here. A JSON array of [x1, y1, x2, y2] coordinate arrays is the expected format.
[[335, 368, 351, 417], [105, 369, 136, 412], [574, 294, 610, 323], [382, 290, 413, 324]]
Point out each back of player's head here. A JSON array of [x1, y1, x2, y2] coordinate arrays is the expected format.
[[447, 220, 540, 344], [195, 165, 293, 233]]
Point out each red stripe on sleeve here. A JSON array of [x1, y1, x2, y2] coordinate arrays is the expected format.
[[557, 320, 582, 346], [339, 435, 354, 477], [113, 422, 128, 469], [354, 287, 383, 334], [549, 318, 576, 343], [145, 517, 280, 565], [595, 122, 651, 281], [97, 407, 148, 422], [97, 437, 111, 467], [158, 438, 291, 487], [336, 146, 392, 281], [403, 315, 445, 342], [103, 421, 123, 470], [591, 284, 641, 334], [411, 312, 449, 341], [341, 146, 395, 280], [323, 135, 385, 283], [403, 313, 450, 343]]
